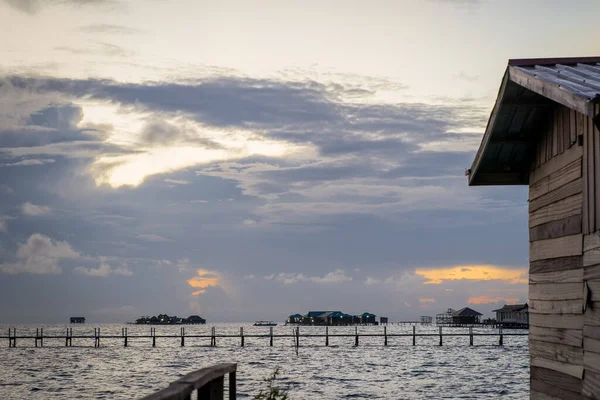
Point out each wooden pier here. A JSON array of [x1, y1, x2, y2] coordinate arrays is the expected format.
[[2, 326, 527, 348]]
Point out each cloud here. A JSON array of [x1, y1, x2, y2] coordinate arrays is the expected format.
[[55, 42, 130, 58], [1, 0, 122, 14], [136, 234, 174, 242], [0, 233, 80, 274], [419, 298, 436, 303], [74, 262, 132, 277], [21, 202, 51, 216], [415, 265, 528, 285], [190, 200, 208, 204], [467, 295, 521, 305], [0, 216, 6, 233], [79, 24, 139, 35], [364, 276, 382, 286], [164, 178, 190, 185], [187, 268, 220, 295], [311, 269, 352, 284], [1, 158, 56, 167], [454, 71, 479, 82]]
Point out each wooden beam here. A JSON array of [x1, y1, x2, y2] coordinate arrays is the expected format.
[[529, 177, 583, 213], [530, 256, 583, 274], [529, 283, 583, 301], [529, 268, 583, 284], [529, 195, 582, 228], [530, 234, 583, 262], [530, 356, 584, 379], [584, 248, 600, 268], [582, 369, 600, 400], [529, 214, 582, 242], [530, 339, 584, 365], [530, 299, 583, 315], [529, 326, 582, 347], [468, 70, 510, 186], [530, 155, 583, 199], [584, 350, 600, 375], [584, 303, 600, 327], [586, 280, 600, 302], [531, 366, 583, 395], [530, 313, 583, 329], [584, 232, 600, 252]]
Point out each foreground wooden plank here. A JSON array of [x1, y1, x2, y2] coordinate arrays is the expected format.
[[530, 339, 584, 366], [529, 269, 583, 284], [530, 234, 583, 262], [584, 248, 600, 267], [584, 304, 600, 327], [531, 366, 583, 395], [529, 283, 583, 301], [529, 144, 582, 188], [531, 256, 583, 274], [529, 195, 582, 228], [584, 350, 600, 375], [530, 313, 583, 330], [531, 356, 584, 379], [582, 369, 600, 399], [530, 214, 582, 242], [529, 177, 583, 213], [530, 299, 583, 315], [530, 326, 583, 347]]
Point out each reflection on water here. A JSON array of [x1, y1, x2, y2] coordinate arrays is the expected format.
[[0, 323, 529, 399]]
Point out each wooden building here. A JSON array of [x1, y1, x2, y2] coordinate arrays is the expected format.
[[492, 303, 529, 328], [468, 57, 600, 400]]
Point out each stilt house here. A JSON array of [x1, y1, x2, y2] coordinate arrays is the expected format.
[[468, 57, 600, 400]]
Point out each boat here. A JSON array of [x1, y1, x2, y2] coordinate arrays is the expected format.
[[253, 321, 277, 327]]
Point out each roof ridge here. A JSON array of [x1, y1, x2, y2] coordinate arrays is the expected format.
[[509, 56, 600, 67]]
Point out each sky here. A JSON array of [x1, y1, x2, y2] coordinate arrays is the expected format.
[[0, 0, 598, 323]]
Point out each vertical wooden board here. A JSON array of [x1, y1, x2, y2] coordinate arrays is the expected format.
[[553, 108, 559, 156], [584, 350, 600, 375], [584, 303, 600, 327], [587, 115, 595, 233], [582, 369, 600, 400], [529, 234, 583, 262], [583, 112, 590, 234], [563, 107, 571, 153], [570, 109, 577, 147], [594, 112, 600, 233]]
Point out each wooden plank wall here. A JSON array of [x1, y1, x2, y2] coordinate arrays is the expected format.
[[529, 103, 586, 400], [582, 103, 600, 234]]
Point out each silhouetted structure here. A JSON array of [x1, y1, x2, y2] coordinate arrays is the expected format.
[[135, 314, 206, 325], [493, 304, 529, 328], [70, 317, 85, 324], [287, 310, 378, 325], [436, 307, 482, 326]]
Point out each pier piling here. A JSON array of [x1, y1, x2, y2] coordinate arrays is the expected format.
[[384, 326, 387, 346], [412, 326, 416, 346], [240, 327, 244, 347], [269, 327, 273, 347], [439, 326, 442, 346], [181, 327, 185, 347], [325, 326, 329, 346], [151, 328, 156, 348], [469, 327, 473, 346], [499, 328, 503, 346], [354, 327, 359, 346]]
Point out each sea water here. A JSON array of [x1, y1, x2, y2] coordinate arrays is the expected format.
[[0, 324, 529, 399]]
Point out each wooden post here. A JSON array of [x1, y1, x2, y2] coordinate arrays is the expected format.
[[229, 371, 236, 400], [412, 325, 416, 346], [469, 327, 473, 346], [325, 326, 329, 346], [66, 328, 69, 347], [124, 328, 128, 347], [499, 327, 503, 346], [384, 326, 388, 346], [181, 327, 185, 347], [69, 328, 72, 347], [439, 326, 442, 346], [296, 326, 299, 348], [152, 328, 156, 348], [355, 326, 358, 346], [269, 327, 273, 347], [212, 326, 216, 347], [240, 327, 244, 347], [35, 328, 38, 347], [40, 328, 43, 347]]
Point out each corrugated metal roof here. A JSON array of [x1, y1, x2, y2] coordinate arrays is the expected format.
[[512, 62, 600, 101], [468, 57, 600, 186]]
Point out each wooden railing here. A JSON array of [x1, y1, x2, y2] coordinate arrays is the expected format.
[[140, 363, 237, 400], [2, 326, 527, 348]]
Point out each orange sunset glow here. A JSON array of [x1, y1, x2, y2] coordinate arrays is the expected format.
[[187, 269, 220, 296], [415, 265, 527, 285], [467, 296, 521, 305]]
